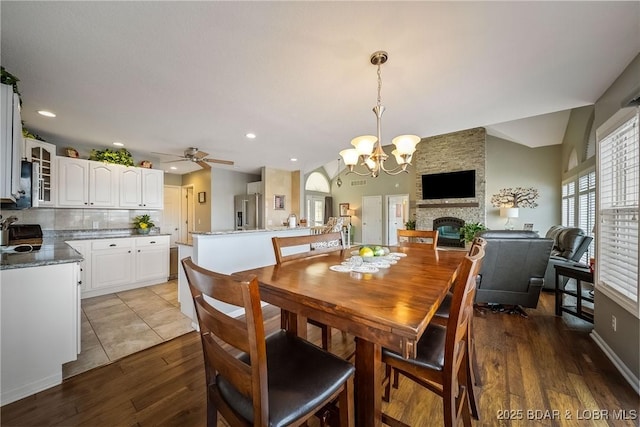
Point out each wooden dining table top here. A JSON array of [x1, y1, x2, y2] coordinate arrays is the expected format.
[[239, 245, 466, 358]]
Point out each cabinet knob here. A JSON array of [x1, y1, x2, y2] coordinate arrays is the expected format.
[[128, 250, 131, 253]]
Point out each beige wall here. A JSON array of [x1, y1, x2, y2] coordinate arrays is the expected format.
[[182, 169, 211, 232], [591, 53, 640, 381], [263, 167, 295, 227]]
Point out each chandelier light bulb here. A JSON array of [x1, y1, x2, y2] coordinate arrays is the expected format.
[[351, 135, 377, 156]]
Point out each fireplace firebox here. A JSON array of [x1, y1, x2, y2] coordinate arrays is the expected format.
[[433, 217, 465, 248]]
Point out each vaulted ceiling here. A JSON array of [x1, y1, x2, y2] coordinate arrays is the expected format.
[[1, 2, 638, 175]]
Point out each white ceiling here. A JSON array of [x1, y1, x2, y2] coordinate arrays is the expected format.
[[1, 2, 638, 175]]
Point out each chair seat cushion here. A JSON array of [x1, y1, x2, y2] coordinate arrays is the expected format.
[[217, 330, 355, 427], [435, 292, 453, 319], [383, 324, 446, 371]]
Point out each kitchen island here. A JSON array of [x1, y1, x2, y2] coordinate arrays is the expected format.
[[178, 227, 312, 323], [1, 239, 83, 406]]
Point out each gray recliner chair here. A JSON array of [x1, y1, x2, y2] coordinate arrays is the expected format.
[[474, 230, 554, 308], [542, 226, 593, 290]]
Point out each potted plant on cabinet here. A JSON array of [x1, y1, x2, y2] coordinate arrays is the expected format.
[[459, 222, 487, 249], [133, 214, 155, 235]]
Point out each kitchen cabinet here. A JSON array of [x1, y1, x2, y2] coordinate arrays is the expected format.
[[66, 240, 90, 293], [1, 83, 23, 203], [91, 238, 135, 289], [119, 167, 164, 209], [57, 158, 119, 207], [134, 236, 169, 282], [1, 262, 80, 405], [70, 235, 170, 298], [24, 138, 56, 206]]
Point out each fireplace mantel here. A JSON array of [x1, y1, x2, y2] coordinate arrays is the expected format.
[[417, 202, 479, 208]]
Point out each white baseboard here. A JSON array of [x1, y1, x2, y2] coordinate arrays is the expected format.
[[590, 331, 640, 395], [1, 372, 62, 407]]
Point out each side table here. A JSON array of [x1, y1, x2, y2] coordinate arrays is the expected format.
[[554, 264, 594, 323]]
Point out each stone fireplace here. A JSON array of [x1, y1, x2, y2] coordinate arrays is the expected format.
[[413, 127, 487, 233], [433, 217, 465, 248]]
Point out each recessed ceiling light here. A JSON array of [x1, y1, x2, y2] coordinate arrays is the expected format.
[[113, 142, 124, 147], [246, 133, 256, 139], [170, 166, 177, 170], [37, 110, 56, 118], [290, 158, 298, 162]]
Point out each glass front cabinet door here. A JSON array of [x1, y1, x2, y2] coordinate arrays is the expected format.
[[24, 138, 57, 206]]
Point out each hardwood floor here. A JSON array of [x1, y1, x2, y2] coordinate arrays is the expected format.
[[2, 293, 637, 427]]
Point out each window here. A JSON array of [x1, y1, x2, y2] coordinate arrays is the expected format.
[[561, 170, 595, 263], [597, 109, 639, 316]]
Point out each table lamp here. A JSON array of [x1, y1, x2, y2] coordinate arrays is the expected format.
[[500, 207, 519, 230]]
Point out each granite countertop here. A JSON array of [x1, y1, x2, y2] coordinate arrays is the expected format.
[[1, 229, 172, 271], [191, 226, 310, 236], [1, 239, 83, 271]]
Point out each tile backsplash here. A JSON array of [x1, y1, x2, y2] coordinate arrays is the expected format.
[[0, 208, 162, 231]]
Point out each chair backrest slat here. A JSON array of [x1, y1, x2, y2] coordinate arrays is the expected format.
[[397, 229, 439, 249], [272, 231, 344, 264]]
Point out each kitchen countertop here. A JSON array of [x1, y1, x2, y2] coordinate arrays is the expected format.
[[1, 230, 171, 271], [191, 226, 310, 236]]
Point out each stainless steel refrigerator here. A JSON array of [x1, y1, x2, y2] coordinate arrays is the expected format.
[[234, 193, 263, 230]]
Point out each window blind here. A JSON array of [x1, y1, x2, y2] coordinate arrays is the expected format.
[[562, 181, 575, 227], [578, 171, 596, 262], [598, 112, 639, 304]]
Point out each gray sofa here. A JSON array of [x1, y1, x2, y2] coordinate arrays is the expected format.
[[474, 230, 554, 308], [542, 225, 593, 290]]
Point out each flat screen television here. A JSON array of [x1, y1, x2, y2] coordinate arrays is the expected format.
[[421, 170, 475, 199]]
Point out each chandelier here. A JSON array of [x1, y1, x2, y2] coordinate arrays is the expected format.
[[339, 51, 420, 177]]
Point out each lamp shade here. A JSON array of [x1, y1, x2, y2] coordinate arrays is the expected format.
[[351, 135, 377, 156], [391, 134, 420, 154], [340, 148, 360, 166], [500, 207, 519, 218]]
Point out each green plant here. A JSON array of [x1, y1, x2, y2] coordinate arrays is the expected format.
[[460, 222, 487, 243], [89, 148, 134, 166], [405, 215, 416, 230], [133, 214, 155, 230], [1, 67, 21, 102]]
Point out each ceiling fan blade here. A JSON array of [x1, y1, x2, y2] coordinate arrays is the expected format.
[[164, 158, 188, 163], [202, 158, 234, 166], [151, 151, 183, 158], [194, 151, 209, 159], [196, 161, 212, 170]]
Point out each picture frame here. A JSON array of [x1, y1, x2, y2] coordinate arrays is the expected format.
[[274, 194, 285, 210], [339, 203, 350, 217], [523, 223, 534, 231], [198, 192, 206, 203]]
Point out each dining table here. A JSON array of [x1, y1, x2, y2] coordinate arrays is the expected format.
[[238, 244, 467, 426]]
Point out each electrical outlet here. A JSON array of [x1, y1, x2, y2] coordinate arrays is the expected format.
[[92, 221, 99, 229], [611, 315, 617, 332]]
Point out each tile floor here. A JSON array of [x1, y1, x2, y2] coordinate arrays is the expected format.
[[62, 279, 194, 379]]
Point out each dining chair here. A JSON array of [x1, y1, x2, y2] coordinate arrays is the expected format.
[[431, 236, 488, 418], [397, 229, 439, 249], [272, 232, 345, 351], [382, 245, 485, 427], [181, 257, 355, 427]]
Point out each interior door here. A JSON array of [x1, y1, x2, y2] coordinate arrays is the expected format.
[[386, 194, 409, 246], [180, 185, 195, 244], [163, 185, 181, 246], [306, 195, 325, 226], [361, 195, 383, 245]]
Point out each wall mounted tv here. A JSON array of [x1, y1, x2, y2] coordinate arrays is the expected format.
[[421, 170, 476, 199]]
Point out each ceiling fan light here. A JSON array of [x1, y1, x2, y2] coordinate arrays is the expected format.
[[351, 135, 377, 156], [392, 135, 420, 155], [340, 148, 359, 166]]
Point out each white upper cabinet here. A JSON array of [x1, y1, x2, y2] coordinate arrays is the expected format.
[[89, 162, 118, 207], [24, 138, 57, 206], [57, 157, 163, 209], [57, 158, 118, 208], [1, 84, 23, 202], [119, 167, 163, 209], [57, 157, 89, 207]]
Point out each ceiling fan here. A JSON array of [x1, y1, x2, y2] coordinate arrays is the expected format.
[[154, 147, 234, 170]]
